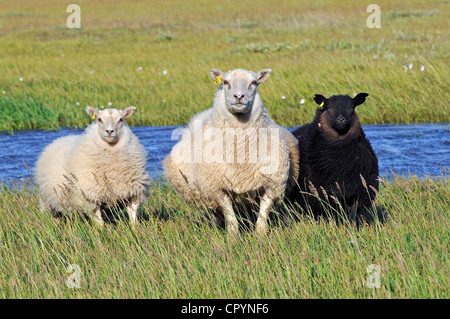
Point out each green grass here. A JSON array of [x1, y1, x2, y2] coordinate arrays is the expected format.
[[0, 174, 448, 298], [0, 0, 449, 131]]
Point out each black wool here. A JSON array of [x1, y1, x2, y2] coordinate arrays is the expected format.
[[288, 93, 379, 222]]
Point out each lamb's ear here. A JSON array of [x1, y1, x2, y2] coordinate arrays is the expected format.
[[256, 69, 271, 84], [86, 106, 99, 120], [122, 106, 136, 120], [210, 69, 224, 83], [313, 94, 327, 107], [353, 93, 369, 107]]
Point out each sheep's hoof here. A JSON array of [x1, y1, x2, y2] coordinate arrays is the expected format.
[[128, 215, 137, 226], [228, 226, 239, 236], [92, 210, 105, 227], [93, 218, 104, 227], [227, 225, 239, 241], [255, 220, 269, 236]]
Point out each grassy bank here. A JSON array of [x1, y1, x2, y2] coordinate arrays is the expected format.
[[0, 0, 449, 131], [0, 174, 448, 298]]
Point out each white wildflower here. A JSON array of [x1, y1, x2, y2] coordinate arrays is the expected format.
[[300, 99, 305, 104], [281, 95, 286, 100], [420, 65, 425, 71], [19, 77, 23, 82], [163, 70, 167, 75], [408, 63, 413, 69], [137, 66, 143, 71]]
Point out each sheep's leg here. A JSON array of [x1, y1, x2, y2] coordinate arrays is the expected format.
[[218, 194, 239, 237], [255, 193, 273, 236], [39, 196, 46, 213], [92, 207, 104, 226], [39, 196, 53, 216], [39, 196, 59, 221], [126, 199, 140, 226], [349, 201, 358, 223]]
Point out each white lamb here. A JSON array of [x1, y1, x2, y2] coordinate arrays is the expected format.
[[164, 68, 300, 236], [34, 106, 151, 225]]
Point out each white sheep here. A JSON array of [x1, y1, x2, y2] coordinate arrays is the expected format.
[[34, 106, 151, 225], [164, 68, 299, 236]]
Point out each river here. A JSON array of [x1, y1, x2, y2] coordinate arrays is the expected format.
[[1, 123, 449, 183]]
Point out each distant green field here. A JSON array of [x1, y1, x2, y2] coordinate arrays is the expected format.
[[0, 0, 448, 131]]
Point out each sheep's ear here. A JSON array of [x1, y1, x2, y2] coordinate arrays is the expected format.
[[86, 106, 99, 120], [256, 69, 271, 84], [122, 106, 136, 120], [353, 93, 369, 107], [313, 94, 327, 107], [210, 69, 224, 82]]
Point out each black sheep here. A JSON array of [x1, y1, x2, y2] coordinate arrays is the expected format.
[[289, 93, 380, 223]]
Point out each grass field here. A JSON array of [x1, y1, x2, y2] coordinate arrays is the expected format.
[[0, 173, 448, 298], [0, 0, 449, 132], [0, 0, 448, 299]]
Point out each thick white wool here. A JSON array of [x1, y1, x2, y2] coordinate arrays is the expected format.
[[164, 69, 299, 235], [35, 121, 150, 218]]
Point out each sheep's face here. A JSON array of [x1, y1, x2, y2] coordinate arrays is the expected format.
[[210, 68, 271, 115], [314, 93, 369, 135], [86, 106, 136, 144]]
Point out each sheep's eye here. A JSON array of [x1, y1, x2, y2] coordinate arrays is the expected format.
[[119, 118, 124, 122], [252, 80, 257, 86], [98, 118, 103, 123], [249, 81, 257, 90], [223, 80, 230, 87]]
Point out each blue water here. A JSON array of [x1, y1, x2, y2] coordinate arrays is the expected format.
[[0, 124, 449, 183]]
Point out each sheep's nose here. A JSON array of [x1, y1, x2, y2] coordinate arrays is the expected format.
[[106, 129, 115, 136], [336, 116, 347, 125], [234, 94, 244, 101]]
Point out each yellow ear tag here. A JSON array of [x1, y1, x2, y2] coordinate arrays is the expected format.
[[319, 101, 324, 107], [214, 76, 222, 85], [91, 113, 96, 120]]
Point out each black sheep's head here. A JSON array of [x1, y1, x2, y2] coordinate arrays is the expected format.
[[314, 93, 369, 134]]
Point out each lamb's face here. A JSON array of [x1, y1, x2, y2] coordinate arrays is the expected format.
[[314, 93, 369, 135], [86, 106, 136, 144], [210, 68, 271, 115]]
